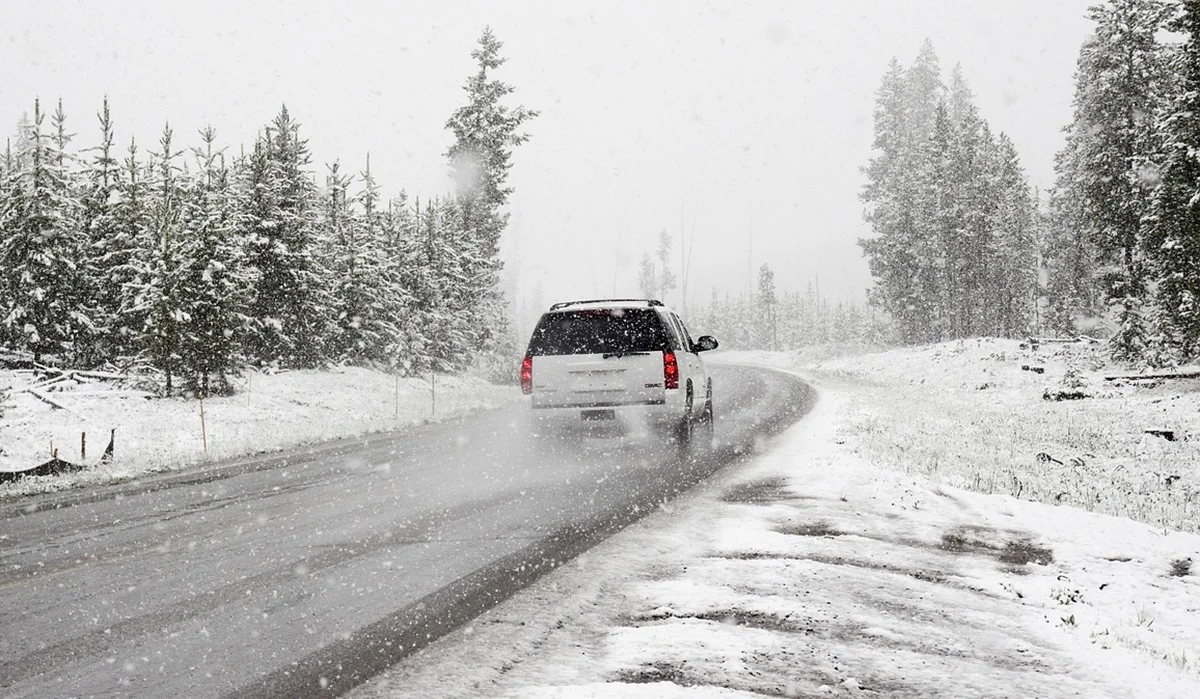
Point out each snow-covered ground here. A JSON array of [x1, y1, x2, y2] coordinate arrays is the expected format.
[[352, 339, 1200, 698], [0, 366, 521, 497]]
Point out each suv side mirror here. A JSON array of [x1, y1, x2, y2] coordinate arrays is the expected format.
[[695, 335, 719, 352]]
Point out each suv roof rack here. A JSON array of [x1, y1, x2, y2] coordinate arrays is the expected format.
[[548, 298, 664, 311]]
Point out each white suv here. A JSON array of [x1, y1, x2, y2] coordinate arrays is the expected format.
[[520, 299, 719, 450]]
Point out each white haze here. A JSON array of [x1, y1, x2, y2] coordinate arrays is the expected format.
[[2, 0, 1092, 331]]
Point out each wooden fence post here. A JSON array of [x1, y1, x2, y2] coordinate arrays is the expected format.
[[199, 392, 208, 453]]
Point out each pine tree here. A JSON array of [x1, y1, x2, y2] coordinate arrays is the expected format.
[[756, 263, 778, 350], [0, 141, 15, 351], [106, 136, 152, 361], [1044, 152, 1100, 336], [904, 40, 944, 145], [393, 195, 439, 374], [242, 106, 330, 368], [443, 195, 493, 371], [0, 99, 89, 362], [860, 46, 946, 344], [862, 43, 1046, 345], [355, 162, 408, 368], [445, 28, 537, 356], [990, 134, 1038, 337], [1056, 0, 1174, 360], [860, 59, 921, 342], [321, 160, 362, 360], [178, 127, 249, 394], [946, 67, 1001, 337], [80, 97, 123, 364], [378, 191, 420, 371], [411, 196, 473, 373], [135, 124, 188, 392], [1146, 0, 1200, 360], [51, 99, 74, 171], [319, 156, 405, 364], [918, 100, 956, 340]]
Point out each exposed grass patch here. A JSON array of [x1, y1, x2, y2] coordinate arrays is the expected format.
[[938, 527, 1053, 569], [777, 520, 842, 537], [721, 476, 796, 504], [1000, 539, 1054, 567]]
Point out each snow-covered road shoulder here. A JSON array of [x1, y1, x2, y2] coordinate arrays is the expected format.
[[354, 347, 1200, 698], [0, 366, 521, 498]]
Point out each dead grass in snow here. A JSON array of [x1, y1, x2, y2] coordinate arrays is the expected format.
[[813, 339, 1200, 534]]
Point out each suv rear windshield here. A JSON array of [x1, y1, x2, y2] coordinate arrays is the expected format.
[[527, 308, 671, 355]]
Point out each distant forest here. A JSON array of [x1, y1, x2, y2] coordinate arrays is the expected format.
[[8, 1, 1200, 386], [0, 29, 535, 394], [859, 0, 1200, 365]]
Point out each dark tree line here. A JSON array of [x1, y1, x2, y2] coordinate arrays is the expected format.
[[0, 28, 534, 394], [858, 42, 1040, 346], [1045, 0, 1200, 364]]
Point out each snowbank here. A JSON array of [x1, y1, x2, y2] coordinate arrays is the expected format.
[[808, 338, 1200, 534], [0, 366, 521, 498]]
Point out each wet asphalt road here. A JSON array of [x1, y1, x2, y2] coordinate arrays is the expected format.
[[0, 364, 814, 698]]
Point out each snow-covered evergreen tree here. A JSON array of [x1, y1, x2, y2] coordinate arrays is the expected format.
[[319, 156, 406, 365], [407, 196, 474, 373], [1140, 0, 1200, 361], [378, 191, 420, 371], [445, 28, 537, 357], [917, 100, 955, 340], [989, 134, 1038, 338], [1044, 156, 1100, 336], [321, 160, 363, 360], [756, 263, 778, 350], [79, 97, 124, 364], [0, 99, 89, 363], [1055, 0, 1175, 360], [104, 136, 152, 361], [0, 80, 536, 380], [134, 124, 188, 392], [862, 43, 1039, 345], [860, 48, 944, 344], [178, 127, 250, 394], [944, 68, 980, 337], [242, 106, 330, 368]]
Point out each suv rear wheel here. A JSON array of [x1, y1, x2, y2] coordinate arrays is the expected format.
[[674, 413, 693, 452], [671, 383, 695, 455], [684, 385, 715, 460], [697, 384, 715, 452]]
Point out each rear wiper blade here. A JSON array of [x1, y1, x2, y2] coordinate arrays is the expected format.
[[602, 351, 650, 359]]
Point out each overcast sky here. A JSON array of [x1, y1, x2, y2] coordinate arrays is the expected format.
[[2, 0, 1094, 320]]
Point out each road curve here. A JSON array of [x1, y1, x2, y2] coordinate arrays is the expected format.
[[0, 364, 815, 698]]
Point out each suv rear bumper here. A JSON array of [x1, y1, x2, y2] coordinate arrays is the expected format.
[[527, 398, 685, 437], [531, 397, 665, 409]]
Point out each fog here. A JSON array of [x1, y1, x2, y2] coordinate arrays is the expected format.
[[2, 0, 1091, 328]]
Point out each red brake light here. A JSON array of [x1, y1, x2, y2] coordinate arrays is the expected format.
[[520, 355, 533, 394], [663, 350, 679, 389]]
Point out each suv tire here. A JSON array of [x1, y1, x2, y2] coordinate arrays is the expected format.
[[697, 387, 715, 453]]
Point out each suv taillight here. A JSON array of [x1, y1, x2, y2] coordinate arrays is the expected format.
[[663, 350, 679, 389], [520, 355, 533, 394]]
